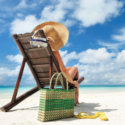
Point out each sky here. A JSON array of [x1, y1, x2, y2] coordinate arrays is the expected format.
[[0, 0, 125, 86]]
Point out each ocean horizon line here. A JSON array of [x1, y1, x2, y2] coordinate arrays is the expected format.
[[0, 85, 125, 88], [1, 85, 125, 87]]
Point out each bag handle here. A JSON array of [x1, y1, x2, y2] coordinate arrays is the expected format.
[[49, 72, 68, 90], [55, 72, 68, 90], [49, 73, 63, 89]]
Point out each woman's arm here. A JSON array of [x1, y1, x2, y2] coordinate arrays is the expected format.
[[53, 50, 74, 84]]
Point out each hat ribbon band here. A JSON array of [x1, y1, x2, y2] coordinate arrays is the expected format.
[[30, 38, 48, 43]]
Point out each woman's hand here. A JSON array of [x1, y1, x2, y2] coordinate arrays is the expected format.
[[73, 81, 79, 88]]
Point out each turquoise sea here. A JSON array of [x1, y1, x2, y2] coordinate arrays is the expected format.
[[0, 85, 125, 99]]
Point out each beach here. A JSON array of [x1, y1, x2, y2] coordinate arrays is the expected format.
[[0, 86, 125, 125]]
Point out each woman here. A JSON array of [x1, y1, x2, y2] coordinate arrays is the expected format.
[[53, 50, 80, 104], [32, 21, 80, 104]]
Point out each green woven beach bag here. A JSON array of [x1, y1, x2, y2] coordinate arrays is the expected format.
[[37, 72, 75, 122]]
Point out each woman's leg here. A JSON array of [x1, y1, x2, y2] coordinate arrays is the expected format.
[[68, 66, 79, 80], [66, 67, 72, 71], [67, 66, 79, 104]]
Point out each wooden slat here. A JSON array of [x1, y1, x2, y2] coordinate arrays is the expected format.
[[22, 42, 30, 45], [25, 48, 45, 52], [33, 64, 49, 68], [30, 58, 49, 65], [39, 78, 60, 82], [41, 82, 62, 85], [39, 78, 52, 81], [19, 38, 31, 44], [21, 43, 32, 49], [30, 57, 49, 60], [41, 82, 62, 86], [36, 72, 57, 78], [37, 73, 49, 77], [26, 49, 49, 58], [18, 37, 31, 40], [39, 78, 58, 83], [17, 32, 34, 38], [36, 71, 56, 73]]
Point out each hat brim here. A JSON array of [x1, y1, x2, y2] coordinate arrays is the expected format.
[[32, 21, 69, 51]]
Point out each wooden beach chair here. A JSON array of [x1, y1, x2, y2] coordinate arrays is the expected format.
[[0, 30, 84, 112]]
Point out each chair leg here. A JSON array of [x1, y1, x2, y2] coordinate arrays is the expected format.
[[11, 58, 26, 103]]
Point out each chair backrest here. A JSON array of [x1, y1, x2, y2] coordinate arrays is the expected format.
[[12, 30, 66, 89]]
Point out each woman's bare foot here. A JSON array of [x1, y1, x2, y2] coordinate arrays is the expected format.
[[75, 95, 79, 104]]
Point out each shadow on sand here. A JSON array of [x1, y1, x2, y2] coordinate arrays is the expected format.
[[74, 102, 117, 115], [9, 106, 39, 112]]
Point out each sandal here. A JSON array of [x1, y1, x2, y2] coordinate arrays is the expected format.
[[74, 112, 108, 121]]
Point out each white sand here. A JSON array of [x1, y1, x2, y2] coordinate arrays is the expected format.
[[0, 92, 125, 125]]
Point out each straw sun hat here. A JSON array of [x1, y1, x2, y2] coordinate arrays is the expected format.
[[32, 21, 69, 51]]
